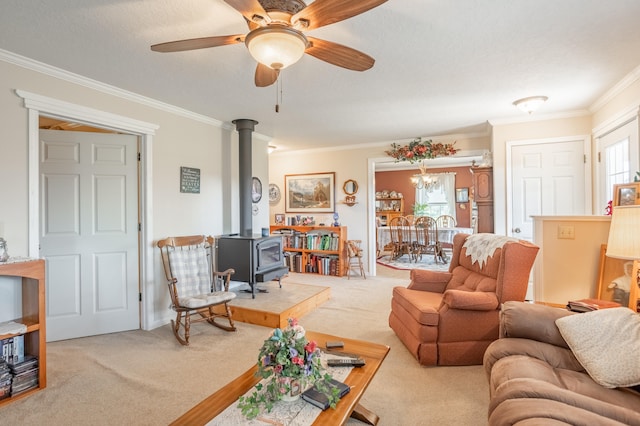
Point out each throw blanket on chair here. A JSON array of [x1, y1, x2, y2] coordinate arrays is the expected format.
[[462, 233, 518, 268]]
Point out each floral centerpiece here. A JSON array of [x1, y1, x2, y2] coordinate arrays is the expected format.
[[238, 318, 340, 419], [385, 138, 458, 163]]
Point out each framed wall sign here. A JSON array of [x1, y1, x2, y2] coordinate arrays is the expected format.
[[285, 172, 335, 213], [180, 166, 200, 194]]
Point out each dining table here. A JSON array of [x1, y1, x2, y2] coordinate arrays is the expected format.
[[376, 226, 474, 257]]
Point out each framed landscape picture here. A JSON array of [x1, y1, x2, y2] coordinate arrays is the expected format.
[[285, 172, 335, 213]]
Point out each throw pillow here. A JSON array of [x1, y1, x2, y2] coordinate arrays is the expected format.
[[555, 307, 640, 388]]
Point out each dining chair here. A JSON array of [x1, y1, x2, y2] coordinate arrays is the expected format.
[[436, 214, 457, 228], [413, 216, 442, 263], [388, 216, 413, 260]]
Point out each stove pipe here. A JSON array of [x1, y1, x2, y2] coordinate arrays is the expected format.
[[232, 119, 258, 237]]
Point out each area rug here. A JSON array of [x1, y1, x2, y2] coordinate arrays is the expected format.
[[377, 254, 450, 272]]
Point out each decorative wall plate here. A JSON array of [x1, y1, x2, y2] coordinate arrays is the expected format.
[[269, 183, 281, 204], [252, 177, 262, 203]]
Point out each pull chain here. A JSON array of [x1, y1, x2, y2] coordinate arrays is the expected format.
[[275, 73, 282, 113]]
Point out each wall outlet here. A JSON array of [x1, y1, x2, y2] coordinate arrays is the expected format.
[[557, 225, 575, 239]]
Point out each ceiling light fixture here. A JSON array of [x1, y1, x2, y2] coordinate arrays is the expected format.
[[245, 26, 308, 70], [410, 163, 441, 191], [513, 96, 548, 114]]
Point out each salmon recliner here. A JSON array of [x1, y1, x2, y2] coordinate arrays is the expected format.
[[389, 233, 539, 366]]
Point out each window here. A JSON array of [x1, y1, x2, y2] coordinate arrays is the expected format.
[[414, 173, 456, 219], [597, 117, 639, 210]]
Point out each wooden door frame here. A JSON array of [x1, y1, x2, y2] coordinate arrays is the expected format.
[[505, 135, 592, 237], [17, 89, 158, 332]]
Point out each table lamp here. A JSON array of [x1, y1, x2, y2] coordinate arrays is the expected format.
[[606, 205, 640, 311]]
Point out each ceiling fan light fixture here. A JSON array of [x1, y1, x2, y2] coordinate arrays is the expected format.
[[513, 96, 549, 114], [245, 26, 308, 70]]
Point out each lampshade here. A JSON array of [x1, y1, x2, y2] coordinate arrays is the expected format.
[[245, 26, 308, 70], [606, 205, 640, 260], [512, 96, 548, 114]]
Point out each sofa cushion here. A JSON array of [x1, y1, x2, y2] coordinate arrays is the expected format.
[[556, 307, 640, 388], [500, 301, 573, 347], [489, 355, 640, 424]]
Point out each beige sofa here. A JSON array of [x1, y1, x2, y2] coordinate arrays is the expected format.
[[483, 301, 640, 425]]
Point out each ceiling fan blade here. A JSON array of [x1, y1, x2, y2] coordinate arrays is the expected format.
[[305, 37, 374, 71], [255, 63, 279, 87], [224, 0, 269, 23], [151, 35, 244, 52], [292, 0, 387, 31], [244, 17, 260, 31]]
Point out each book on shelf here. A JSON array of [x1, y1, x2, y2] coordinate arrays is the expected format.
[[566, 298, 621, 312]]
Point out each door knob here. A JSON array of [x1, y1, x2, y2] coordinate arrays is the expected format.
[[513, 228, 521, 233]]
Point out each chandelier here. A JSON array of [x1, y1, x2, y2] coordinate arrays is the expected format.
[[410, 162, 441, 190]]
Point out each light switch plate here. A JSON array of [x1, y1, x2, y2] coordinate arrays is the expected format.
[[557, 225, 575, 239]]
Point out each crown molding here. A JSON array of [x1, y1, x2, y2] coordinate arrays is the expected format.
[[592, 104, 640, 138], [590, 64, 640, 112], [1, 48, 227, 127]]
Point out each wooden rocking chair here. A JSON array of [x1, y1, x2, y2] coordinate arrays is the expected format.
[[157, 235, 236, 345]]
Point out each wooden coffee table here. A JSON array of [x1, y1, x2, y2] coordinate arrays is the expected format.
[[170, 331, 390, 426]]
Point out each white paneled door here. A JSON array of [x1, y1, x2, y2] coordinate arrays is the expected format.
[[40, 130, 139, 341], [510, 138, 590, 241]]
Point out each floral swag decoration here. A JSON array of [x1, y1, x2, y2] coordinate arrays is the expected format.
[[385, 137, 458, 163], [237, 318, 340, 419]]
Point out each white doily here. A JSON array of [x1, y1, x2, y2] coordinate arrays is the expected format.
[[462, 233, 518, 268]]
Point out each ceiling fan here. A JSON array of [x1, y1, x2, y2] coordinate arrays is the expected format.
[[151, 0, 387, 87]]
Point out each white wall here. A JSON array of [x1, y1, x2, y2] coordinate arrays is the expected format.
[[0, 54, 270, 330]]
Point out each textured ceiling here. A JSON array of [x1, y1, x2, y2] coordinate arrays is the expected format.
[[2, 0, 640, 152]]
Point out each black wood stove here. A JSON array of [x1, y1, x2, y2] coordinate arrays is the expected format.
[[216, 119, 288, 298]]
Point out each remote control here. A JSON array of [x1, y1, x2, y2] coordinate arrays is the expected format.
[[326, 341, 344, 349], [327, 358, 365, 367]]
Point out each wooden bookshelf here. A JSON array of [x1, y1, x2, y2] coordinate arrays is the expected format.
[[0, 259, 46, 406], [270, 225, 347, 276]]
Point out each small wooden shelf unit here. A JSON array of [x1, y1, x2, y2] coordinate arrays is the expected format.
[[270, 225, 347, 276], [0, 259, 46, 406], [375, 197, 405, 225]]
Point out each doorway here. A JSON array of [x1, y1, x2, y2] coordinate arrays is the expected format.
[[39, 128, 140, 341], [507, 136, 591, 241], [18, 89, 158, 337]]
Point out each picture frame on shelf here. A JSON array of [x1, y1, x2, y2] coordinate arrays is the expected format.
[[455, 187, 469, 203], [284, 172, 335, 213], [596, 244, 636, 310], [612, 182, 640, 206], [274, 213, 285, 225]]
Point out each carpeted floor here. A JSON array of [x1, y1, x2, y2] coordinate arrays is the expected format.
[[0, 270, 489, 425]]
